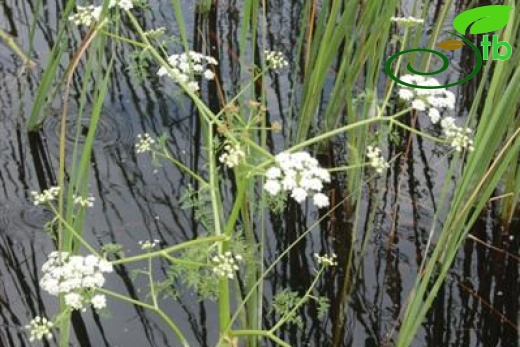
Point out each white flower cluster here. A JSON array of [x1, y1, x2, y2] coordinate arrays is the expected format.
[[390, 16, 425, 26], [157, 51, 218, 92], [366, 146, 390, 173], [440, 117, 474, 152], [264, 152, 331, 208], [314, 253, 338, 267], [135, 133, 156, 153], [264, 50, 289, 69], [139, 239, 160, 250], [109, 0, 134, 10], [397, 75, 456, 124], [212, 252, 242, 279], [25, 316, 53, 342], [40, 252, 113, 311], [73, 195, 95, 208], [68, 5, 102, 26], [31, 187, 60, 206], [219, 143, 245, 168]]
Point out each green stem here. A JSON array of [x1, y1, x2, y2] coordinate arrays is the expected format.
[[154, 151, 209, 186], [100, 30, 148, 47], [207, 123, 232, 334], [100, 288, 189, 347], [328, 163, 369, 172], [230, 330, 292, 347], [391, 119, 448, 143], [111, 235, 228, 265], [378, 28, 410, 118], [0, 28, 36, 68]]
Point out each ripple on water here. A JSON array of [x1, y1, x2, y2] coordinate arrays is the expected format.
[[43, 106, 135, 153], [0, 203, 53, 241]]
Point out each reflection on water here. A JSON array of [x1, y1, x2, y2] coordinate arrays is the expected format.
[[0, 0, 518, 346]]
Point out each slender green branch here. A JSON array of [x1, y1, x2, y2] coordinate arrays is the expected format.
[[230, 330, 292, 347], [100, 30, 148, 47], [153, 151, 209, 186], [100, 288, 189, 347], [0, 28, 36, 68], [391, 119, 448, 143], [111, 235, 228, 265]]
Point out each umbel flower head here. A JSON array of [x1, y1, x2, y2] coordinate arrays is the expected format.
[[109, 0, 134, 11], [157, 51, 218, 92], [366, 146, 390, 174], [264, 152, 331, 208], [68, 5, 102, 26], [264, 50, 289, 69], [31, 187, 60, 206], [135, 133, 156, 154], [40, 252, 113, 311], [219, 143, 245, 168], [397, 75, 456, 124], [212, 252, 243, 279], [314, 253, 338, 267], [440, 117, 474, 152], [26, 316, 53, 342]]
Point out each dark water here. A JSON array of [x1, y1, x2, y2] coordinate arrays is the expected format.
[[0, 1, 518, 346]]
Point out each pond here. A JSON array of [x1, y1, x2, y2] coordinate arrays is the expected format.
[[0, 1, 518, 346]]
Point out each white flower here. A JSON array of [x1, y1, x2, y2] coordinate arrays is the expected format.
[[98, 259, 113, 273], [411, 99, 426, 111], [73, 195, 95, 208], [264, 180, 282, 195], [398, 89, 415, 101], [135, 133, 156, 154], [440, 117, 474, 152], [291, 187, 308, 203], [187, 81, 200, 92], [212, 252, 242, 279], [312, 193, 330, 208], [281, 175, 298, 191], [65, 292, 84, 310], [39, 252, 112, 306], [139, 239, 160, 250], [265, 151, 330, 208], [109, 0, 134, 11], [428, 108, 441, 124], [440, 116, 456, 130], [314, 253, 338, 267], [396, 75, 456, 127], [219, 143, 245, 168], [90, 294, 107, 310], [31, 187, 60, 206], [25, 316, 53, 342], [203, 69, 215, 80], [264, 50, 289, 69], [265, 167, 282, 179], [157, 51, 218, 92], [366, 146, 389, 173], [69, 5, 102, 26]]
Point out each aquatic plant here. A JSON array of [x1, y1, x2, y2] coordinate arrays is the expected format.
[[17, 0, 519, 346]]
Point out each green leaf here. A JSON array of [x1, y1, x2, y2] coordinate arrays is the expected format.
[[453, 5, 513, 35]]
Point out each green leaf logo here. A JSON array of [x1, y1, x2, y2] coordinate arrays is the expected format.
[[453, 5, 513, 35]]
